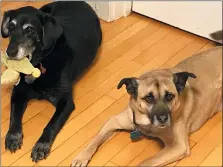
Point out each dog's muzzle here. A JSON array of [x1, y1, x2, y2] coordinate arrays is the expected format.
[[156, 112, 169, 124], [6, 43, 18, 58], [6, 45, 33, 60], [150, 101, 171, 127]]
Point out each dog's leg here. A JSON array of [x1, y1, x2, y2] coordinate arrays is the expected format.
[[139, 127, 190, 167], [71, 109, 134, 167], [139, 144, 189, 167], [5, 84, 29, 152], [31, 91, 74, 162]]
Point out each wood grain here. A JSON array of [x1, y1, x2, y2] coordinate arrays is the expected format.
[[1, 2, 221, 167]]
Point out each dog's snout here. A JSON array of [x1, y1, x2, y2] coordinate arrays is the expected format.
[[150, 100, 171, 126], [156, 113, 169, 124], [6, 45, 18, 58], [6, 49, 18, 58]]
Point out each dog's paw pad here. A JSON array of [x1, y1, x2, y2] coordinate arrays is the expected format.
[[5, 131, 23, 153], [71, 153, 91, 167], [31, 142, 50, 162], [71, 159, 89, 167]]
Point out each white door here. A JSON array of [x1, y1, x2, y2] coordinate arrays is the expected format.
[[132, 1, 222, 42]]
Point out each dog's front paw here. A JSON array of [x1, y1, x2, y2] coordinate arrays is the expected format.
[[31, 142, 51, 162], [71, 152, 91, 167], [5, 131, 23, 153]]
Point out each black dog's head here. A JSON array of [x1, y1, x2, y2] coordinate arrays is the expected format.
[[1, 6, 62, 64]]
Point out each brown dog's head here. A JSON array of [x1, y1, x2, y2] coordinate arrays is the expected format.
[[118, 69, 196, 128]]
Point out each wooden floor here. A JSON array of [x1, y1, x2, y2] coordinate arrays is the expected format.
[[1, 1, 222, 167]]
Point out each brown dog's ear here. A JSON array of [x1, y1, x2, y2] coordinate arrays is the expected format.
[[173, 72, 196, 93], [117, 77, 139, 99], [1, 10, 15, 38]]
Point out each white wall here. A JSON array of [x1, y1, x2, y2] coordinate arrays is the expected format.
[[86, 1, 132, 22]]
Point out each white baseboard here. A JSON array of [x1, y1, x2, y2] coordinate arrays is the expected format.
[[86, 1, 132, 22]]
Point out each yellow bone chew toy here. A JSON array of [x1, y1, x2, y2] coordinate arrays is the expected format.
[[1, 51, 41, 85]]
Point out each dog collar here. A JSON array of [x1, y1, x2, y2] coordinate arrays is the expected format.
[[130, 110, 142, 141], [39, 63, 46, 74]]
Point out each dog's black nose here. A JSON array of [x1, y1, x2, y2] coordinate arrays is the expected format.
[[156, 113, 169, 124], [6, 47, 18, 58]]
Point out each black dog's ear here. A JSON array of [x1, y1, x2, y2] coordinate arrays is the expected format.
[[41, 14, 63, 50], [1, 10, 15, 38], [173, 72, 196, 92], [117, 77, 139, 99]]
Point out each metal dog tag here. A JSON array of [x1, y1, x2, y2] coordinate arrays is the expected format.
[[130, 130, 142, 140]]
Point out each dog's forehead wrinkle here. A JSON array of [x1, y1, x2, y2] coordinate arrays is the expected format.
[[23, 23, 34, 29], [139, 74, 176, 98], [15, 13, 40, 26], [159, 80, 177, 96]]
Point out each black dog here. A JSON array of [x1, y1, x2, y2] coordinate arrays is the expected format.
[[1, 1, 102, 162]]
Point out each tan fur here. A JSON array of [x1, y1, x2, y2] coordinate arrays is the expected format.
[[71, 46, 222, 167]]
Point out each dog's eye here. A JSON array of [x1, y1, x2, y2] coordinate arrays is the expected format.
[[25, 26, 35, 34], [165, 92, 175, 102], [7, 22, 15, 32], [145, 92, 155, 103]]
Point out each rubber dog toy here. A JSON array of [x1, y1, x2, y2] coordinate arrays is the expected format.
[[1, 51, 41, 85]]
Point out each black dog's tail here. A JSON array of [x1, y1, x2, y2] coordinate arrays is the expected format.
[[210, 30, 222, 44]]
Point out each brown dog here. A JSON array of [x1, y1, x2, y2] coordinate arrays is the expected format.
[[71, 34, 222, 167]]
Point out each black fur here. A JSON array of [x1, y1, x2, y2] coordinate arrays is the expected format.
[[1, 1, 102, 162], [117, 78, 138, 99], [173, 72, 196, 92]]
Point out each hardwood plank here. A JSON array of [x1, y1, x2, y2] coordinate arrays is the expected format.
[[30, 95, 129, 166], [108, 34, 194, 100], [99, 13, 143, 33], [133, 27, 184, 65], [1, 110, 50, 155], [196, 41, 217, 53], [74, 21, 161, 100], [106, 26, 173, 100], [1, 100, 49, 138], [100, 20, 116, 33], [1, 118, 47, 166], [77, 18, 150, 81], [199, 142, 222, 166], [1, 85, 11, 98], [175, 120, 222, 166], [7, 96, 115, 166], [1, 117, 6, 124], [111, 138, 153, 166], [73, 18, 153, 96], [67, 61, 142, 123], [102, 13, 143, 43], [57, 137, 95, 167], [1, 106, 49, 154], [104, 161, 119, 166], [128, 140, 196, 166], [133, 34, 194, 73], [88, 132, 131, 166], [160, 37, 209, 69], [58, 132, 119, 166], [1, 94, 10, 111]]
